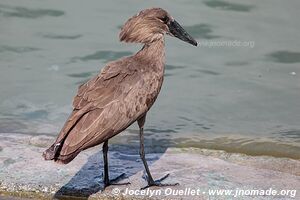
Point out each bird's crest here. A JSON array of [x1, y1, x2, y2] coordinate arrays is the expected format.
[[119, 8, 169, 44]]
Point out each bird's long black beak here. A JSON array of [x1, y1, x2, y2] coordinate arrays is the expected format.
[[168, 20, 197, 46]]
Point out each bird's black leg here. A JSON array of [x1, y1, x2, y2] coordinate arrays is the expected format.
[[138, 115, 179, 190], [102, 140, 130, 189]]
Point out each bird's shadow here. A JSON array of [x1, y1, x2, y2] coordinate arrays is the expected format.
[[53, 132, 172, 199]]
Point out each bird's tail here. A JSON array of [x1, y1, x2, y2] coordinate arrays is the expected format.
[[42, 142, 81, 164], [42, 109, 89, 164], [42, 142, 61, 161]]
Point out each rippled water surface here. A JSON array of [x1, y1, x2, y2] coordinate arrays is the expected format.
[[0, 0, 300, 158]]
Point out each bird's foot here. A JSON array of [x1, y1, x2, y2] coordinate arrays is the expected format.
[[141, 173, 179, 190], [104, 173, 131, 188]]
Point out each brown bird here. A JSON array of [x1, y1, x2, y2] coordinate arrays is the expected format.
[[43, 8, 197, 189]]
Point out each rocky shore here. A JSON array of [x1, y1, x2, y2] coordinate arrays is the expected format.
[[0, 133, 299, 199]]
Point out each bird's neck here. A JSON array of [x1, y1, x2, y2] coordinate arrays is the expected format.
[[135, 39, 165, 69]]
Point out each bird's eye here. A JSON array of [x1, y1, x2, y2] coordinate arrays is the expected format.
[[159, 16, 169, 23]]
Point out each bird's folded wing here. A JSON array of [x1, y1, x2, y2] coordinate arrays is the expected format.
[[51, 61, 145, 160]]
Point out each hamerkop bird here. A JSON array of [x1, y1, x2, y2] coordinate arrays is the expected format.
[[43, 8, 197, 189]]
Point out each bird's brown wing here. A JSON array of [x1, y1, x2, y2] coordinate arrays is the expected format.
[[43, 59, 149, 163]]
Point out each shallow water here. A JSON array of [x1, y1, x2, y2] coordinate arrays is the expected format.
[[0, 0, 300, 159]]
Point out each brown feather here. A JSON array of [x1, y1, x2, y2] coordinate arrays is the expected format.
[[119, 8, 170, 44], [43, 40, 165, 163], [43, 8, 168, 164]]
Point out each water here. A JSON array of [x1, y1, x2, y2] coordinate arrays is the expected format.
[[0, 0, 300, 159]]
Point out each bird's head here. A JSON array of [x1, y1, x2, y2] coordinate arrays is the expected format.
[[119, 8, 197, 46]]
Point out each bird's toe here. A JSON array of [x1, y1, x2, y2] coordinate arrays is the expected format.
[[141, 173, 179, 190]]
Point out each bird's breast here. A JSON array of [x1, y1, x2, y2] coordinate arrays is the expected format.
[[120, 63, 165, 119], [139, 69, 164, 108]]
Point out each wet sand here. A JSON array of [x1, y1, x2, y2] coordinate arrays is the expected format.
[[0, 133, 299, 200]]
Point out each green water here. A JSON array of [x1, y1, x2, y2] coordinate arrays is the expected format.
[[0, 0, 300, 159]]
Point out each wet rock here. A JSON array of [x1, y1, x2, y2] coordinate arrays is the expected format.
[[3, 158, 16, 167], [29, 135, 53, 148], [0, 133, 299, 200]]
